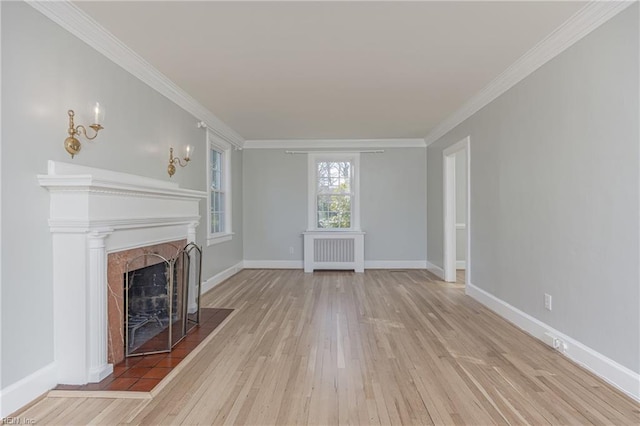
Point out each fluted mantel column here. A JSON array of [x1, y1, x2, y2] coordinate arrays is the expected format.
[[87, 229, 114, 382]]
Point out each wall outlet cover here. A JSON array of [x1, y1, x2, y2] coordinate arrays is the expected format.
[[544, 293, 552, 311]]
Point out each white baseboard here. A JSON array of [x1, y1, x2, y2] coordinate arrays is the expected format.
[[425, 261, 445, 279], [201, 261, 244, 295], [364, 260, 427, 269], [0, 362, 57, 417], [244, 260, 432, 270], [466, 282, 640, 402], [456, 260, 466, 270], [243, 260, 303, 269]]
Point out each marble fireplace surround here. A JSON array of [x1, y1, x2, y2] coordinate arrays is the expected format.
[[107, 238, 186, 365], [38, 161, 206, 385]]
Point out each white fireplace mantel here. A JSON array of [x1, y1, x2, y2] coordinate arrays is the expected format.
[[38, 161, 206, 384]]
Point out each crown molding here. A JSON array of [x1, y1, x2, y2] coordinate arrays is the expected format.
[[27, 0, 245, 148], [243, 138, 427, 149], [424, 0, 635, 146]]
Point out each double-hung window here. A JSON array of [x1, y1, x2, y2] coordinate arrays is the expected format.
[[308, 153, 360, 231], [207, 131, 232, 245]]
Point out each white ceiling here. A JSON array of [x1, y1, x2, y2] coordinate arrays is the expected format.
[[75, 1, 586, 141]]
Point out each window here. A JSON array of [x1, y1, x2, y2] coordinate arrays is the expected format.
[[308, 153, 360, 231], [207, 131, 232, 245]]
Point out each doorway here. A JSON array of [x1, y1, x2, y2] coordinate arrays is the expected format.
[[443, 136, 470, 284]]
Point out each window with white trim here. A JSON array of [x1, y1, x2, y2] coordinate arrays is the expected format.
[[207, 131, 232, 245], [308, 153, 360, 231]]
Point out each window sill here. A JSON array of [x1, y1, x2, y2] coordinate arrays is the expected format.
[[304, 229, 364, 234], [207, 233, 234, 246]]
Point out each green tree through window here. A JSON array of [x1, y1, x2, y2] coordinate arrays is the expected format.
[[316, 161, 352, 228]]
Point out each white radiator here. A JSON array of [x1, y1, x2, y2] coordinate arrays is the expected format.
[[303, 231, 365, 273]]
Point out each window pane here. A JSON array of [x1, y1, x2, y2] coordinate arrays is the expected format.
[[211, 211, 226, 234], [211, 149, 221, 171], [211, 170, 221, 191], [316, 195, 351, 228], [210, 212, 219, 233], [317, 161, 351, 194], [211, 149, 222, 190], [210, 191, 226, 234], [218, 211, 225, 233]]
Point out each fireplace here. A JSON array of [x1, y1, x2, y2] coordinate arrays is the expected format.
[[39, 160, 207, 384]]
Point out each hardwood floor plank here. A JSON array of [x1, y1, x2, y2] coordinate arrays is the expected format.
[[15, 269, 639, 425]]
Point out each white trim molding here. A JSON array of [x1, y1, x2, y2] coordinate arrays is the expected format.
[[443, 137, 470, 283], [455, 261, 466, 270], [0, 363, 57, 417], [201, 262, 244, 295], [0, 4, 3, 415], [242, 260, 434, 271], [243, 260, 304, 269], [365, 261, 427, 269], [426, 261, 445, 280], [244, 139, 426, 150], [207, 233, 233, 246], [26, 0, 244, 148], [424, 1, 635, 146], [467, 283, 640, 402], [38, 160, 207, 201]]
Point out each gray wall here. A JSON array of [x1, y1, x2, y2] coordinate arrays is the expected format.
[[243, 148, 427, 262], [360, 148, 426, 261], [1, 2, 242, 388], [243, 150, 308, 261], [426, 6, 639, 373]]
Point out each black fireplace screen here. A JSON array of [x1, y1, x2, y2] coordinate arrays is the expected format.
[[124, 242, 202, 357]]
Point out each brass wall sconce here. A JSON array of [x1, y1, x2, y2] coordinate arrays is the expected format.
[[167, 145, 193, 177], [64, 102, 105, 158]]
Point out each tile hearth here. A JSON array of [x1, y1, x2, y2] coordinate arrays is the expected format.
[[54, 308, 233, 393]]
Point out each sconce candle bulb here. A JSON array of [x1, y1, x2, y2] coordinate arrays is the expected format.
[[92, 102, 105, 125]]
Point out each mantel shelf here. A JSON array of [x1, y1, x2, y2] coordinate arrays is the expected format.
[[38, 161, 206, 200]]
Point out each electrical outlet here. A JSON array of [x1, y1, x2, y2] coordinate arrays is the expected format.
[[543, 332, 566, 353], [544, 293, 552, 311], [289, 246, 294, 255]]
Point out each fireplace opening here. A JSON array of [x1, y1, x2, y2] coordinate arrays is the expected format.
[[123, 243, 202, 357], [125, 261, 178, 354]]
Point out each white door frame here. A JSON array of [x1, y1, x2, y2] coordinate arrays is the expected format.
[[443, 136, 470, 284]]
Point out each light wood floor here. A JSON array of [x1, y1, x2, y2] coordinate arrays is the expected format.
[[17, 269, 639, 425]]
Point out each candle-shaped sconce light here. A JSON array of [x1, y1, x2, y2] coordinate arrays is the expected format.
[[64, 102, 105, 158], [167, 144, 193, 177]]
